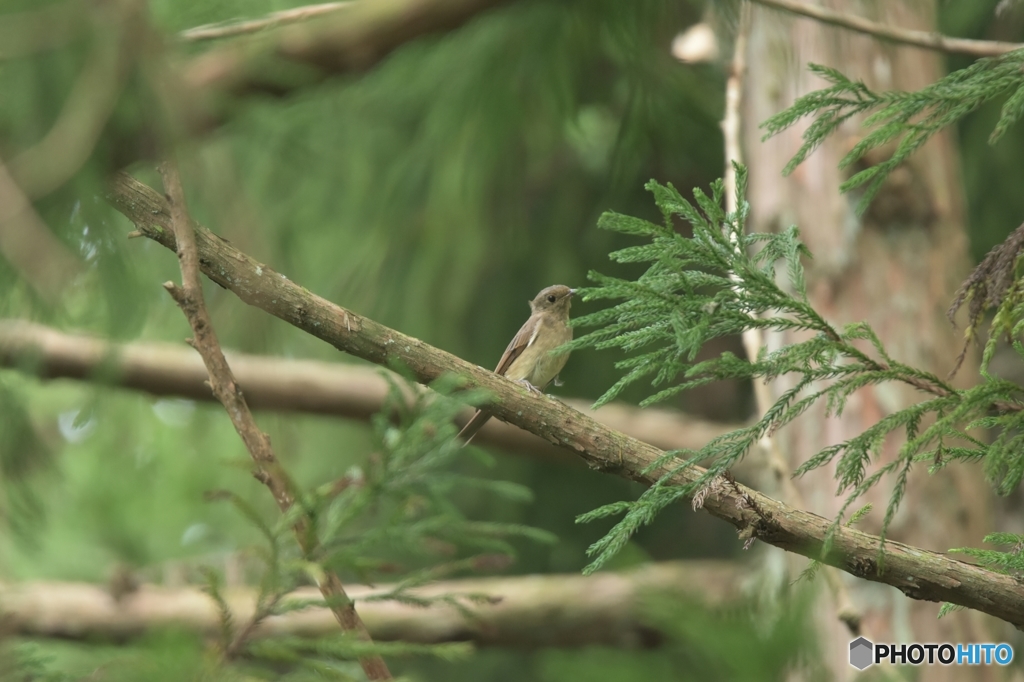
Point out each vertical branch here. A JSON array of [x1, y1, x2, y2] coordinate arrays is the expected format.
[[722, 3, 781, 482], [157, 162, 392, 681], [721, 3, 749, 215], [719, 2, 866, 640], [722, 3, 763, 390]]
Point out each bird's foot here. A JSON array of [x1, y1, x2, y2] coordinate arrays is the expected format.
[[516, 379, 544, 395]]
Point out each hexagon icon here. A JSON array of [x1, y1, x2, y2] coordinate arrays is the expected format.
[[849, 637, 874, 670]]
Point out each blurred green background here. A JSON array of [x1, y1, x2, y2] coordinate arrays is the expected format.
[[0, 0, 1021, 679]]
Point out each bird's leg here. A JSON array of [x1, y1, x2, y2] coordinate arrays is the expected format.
[[515, 379, 544, 395]]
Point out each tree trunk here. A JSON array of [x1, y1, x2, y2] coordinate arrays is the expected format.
[[742, 2, 999, 679]]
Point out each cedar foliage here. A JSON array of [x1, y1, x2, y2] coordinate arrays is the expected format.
[[760, 52, 1024, 214], [571, 46, 1024, 585]]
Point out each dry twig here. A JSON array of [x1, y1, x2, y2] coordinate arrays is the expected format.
[[157, 162, 391, 680]]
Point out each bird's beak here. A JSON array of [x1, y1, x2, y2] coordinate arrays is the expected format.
[[569, 288, 578, 296]]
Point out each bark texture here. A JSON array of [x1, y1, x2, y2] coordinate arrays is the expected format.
[[743, 1, 1001, 678]]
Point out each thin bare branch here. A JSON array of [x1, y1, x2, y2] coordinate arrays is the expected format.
[[752, 0, 1024, 57], [184, 0, 513, 102], [157, 162, 391, 680], [107, 172, 1024, 629], [180, 2, 352, 42], [722, 4, 749, 213]]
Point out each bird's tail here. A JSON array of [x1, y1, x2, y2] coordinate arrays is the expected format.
[[457, 409, 492, 447]]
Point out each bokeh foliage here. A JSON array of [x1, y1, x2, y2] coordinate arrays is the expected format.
[[0, 0, 730, 580], [0, 0, 738, 678], [1, 0, 1022, 679]]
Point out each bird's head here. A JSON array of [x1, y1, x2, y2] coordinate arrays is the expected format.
[[529, 284, 576, 315]]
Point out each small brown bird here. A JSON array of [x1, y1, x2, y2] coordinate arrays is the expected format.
[[458, 284, 576, 445]]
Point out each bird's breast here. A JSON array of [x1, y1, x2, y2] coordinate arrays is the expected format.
[[509, 317, 572, 388]]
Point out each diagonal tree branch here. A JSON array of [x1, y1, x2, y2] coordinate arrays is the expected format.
[[107, 171, 1024, 629], [0, 319, 740, 463], [156, 162, 391, 680], [751, 0, 1024, 57], [8, 0, 144, 200], [0, 159, 82, 302]]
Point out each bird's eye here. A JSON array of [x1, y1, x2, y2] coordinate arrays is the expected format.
[[547, 295, 556, 303]]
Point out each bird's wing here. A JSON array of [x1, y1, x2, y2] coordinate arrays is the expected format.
[[459, 314, 540, 447], [493, 314, 539, 376]]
